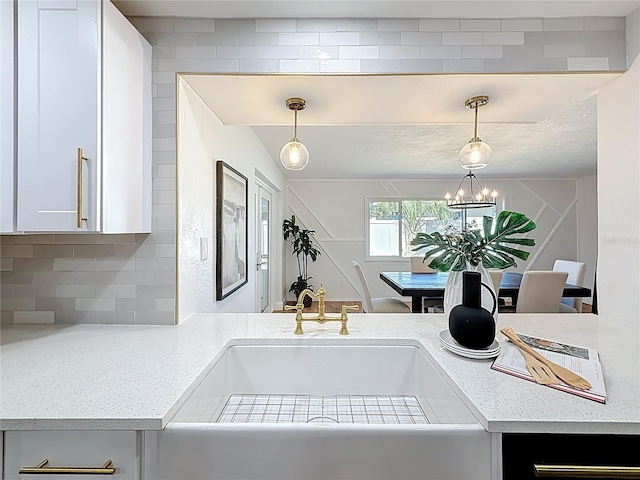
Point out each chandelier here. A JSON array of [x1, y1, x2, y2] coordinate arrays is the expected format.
[[446, 95, 497, 209]]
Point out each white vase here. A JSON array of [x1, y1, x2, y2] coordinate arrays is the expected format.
[[444, 263, 498, 323]]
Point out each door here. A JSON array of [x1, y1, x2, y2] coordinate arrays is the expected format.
[[256, 185, 273, 312], [17, 0, 99, 231]]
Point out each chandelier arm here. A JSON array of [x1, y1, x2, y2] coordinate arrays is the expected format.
[[454, 173, 468, 197]]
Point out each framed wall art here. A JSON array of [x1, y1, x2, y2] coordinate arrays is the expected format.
[[216, 160, 248, 300]]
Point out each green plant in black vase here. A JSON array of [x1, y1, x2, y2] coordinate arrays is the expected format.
[[283, 215, 321, 306]]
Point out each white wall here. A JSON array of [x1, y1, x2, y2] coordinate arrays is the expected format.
[[597, 56, 640, 326], [577, 174, 598, 303], [627, 8, 640, 67], [285, 177, 592, 303], [177, 78, 286, 321]]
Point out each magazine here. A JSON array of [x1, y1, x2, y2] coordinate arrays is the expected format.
[[491, 332, 607, 403]]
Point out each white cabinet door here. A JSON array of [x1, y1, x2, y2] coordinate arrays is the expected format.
[[0, 0, 15, 233], [4, 430, 141, 480], [17, 0, 100, 232]]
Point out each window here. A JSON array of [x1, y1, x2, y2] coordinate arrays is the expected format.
[[367, 199, 464, 259]]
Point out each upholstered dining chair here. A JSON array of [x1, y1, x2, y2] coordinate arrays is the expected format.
[[351, 261, 411, 313], [553, 260, 587, 313], [515, 271, 575, 313]]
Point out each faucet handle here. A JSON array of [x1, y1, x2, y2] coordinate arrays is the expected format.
[[284, 304, 299, 311]]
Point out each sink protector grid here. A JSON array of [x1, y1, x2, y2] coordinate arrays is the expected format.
[[216, 394, 430, 424]]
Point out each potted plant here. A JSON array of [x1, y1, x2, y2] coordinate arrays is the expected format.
[[283, 215, 321, 307], [410, 210, 536, 317]]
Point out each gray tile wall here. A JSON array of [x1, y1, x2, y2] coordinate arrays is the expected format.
[[0, 16, 628, 325]]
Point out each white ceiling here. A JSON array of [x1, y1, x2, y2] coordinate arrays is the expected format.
[[183, 72, 620, 179], [115, 0, 637, 179]]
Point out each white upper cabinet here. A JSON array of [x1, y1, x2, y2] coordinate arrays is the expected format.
[[16, 0, 152, 233], [0, 0, 15, 233]]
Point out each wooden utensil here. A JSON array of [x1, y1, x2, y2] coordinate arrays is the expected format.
[[517, 347, 561, 385], [500, 328, 592, 391]]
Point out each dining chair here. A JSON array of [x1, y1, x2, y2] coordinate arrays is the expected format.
[[351, 261, 411, 313], [553, 260, 587, 313], [515, 271, 576, 313]]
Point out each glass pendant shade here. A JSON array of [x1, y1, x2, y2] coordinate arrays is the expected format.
[[280, 139, 309, 170], [459, 139, 492, 170]]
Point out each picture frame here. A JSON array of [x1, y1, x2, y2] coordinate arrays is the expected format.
[[216, 160, 248, 300]]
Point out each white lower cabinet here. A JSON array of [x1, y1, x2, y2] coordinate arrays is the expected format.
[[3, 431, 142, 479]]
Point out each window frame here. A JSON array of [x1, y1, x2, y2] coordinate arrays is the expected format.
[[364, 196, 503, 261]]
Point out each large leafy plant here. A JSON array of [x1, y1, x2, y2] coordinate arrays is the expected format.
[[410, 211, 536, 272], [283, 215, 321, 298]]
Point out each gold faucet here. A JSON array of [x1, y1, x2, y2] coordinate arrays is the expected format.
[[284, 283, 359, 335]]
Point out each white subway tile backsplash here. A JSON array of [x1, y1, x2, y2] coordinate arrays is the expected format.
[[239, 32, 279, 46], [175, 46, 216, 59], [53, 259, 95, 272], [197, 59, 240, 72], [419, 19, 459, 32], [378, 19, 418, 32], [75, 271, 115, 285], [279, 32, 319, 45], [257, 45, 298, 59], [462, 45, 503, 58], [256, 19, 295, 32], [2, 14, 624, 327], [98, 284, 136, 299], [442, 32, 483, 45], [420, 45, 461, 59], [401, 32, 441, 45], [174, 18, 215, 33], [75, 298, 115, 312], [2, 297, 35, 310], [214, 19, 256, 33], [380, 45, 420, 59], [461, 19, 501, 32], [358, 31, 401, 46], [543, 18, 585, 31], [483, 32, 525, 45], [1, 245, 33, 258], [197, 33, 238, 46], [501, 19, 542, 32], [279, 59, 320, 73], [10, 234, 54, 244], [339, 46, 379, 59], [337, 19, 378, 32], [14, 311, 55, 324], [296, 19, 337, 32], [319, 32, 359, 46], [156, 32, 198, 46], [155, 298, 175, 311], [584, 17, 625, 31], [56, 284, 95, 298], [567, 57, 610, 70], [545, 44, 586, 58], [216, 46, 257, 58], [95, 258, 136, 272]]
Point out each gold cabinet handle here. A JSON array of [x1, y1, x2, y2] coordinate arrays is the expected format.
[[77, 148, 89, 228], [534, 464, 640, 478], [19, 458, 115, 475]]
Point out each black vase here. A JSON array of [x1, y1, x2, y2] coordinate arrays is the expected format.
[[448, 271, 497, 349]]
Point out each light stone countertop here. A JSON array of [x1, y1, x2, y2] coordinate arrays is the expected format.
[[1, 312, 638, 434]]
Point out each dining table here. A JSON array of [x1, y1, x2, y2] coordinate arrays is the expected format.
[[379, 271, 592, 313]]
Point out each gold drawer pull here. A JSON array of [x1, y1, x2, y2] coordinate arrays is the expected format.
[[19, 458, 115, 475], [77, 147, 89, 228], [534, 464, 640, 478]]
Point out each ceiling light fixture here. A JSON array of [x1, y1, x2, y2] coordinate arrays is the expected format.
[[459, 95, 492, 170], [280, 97, 309, 171], [445, 171, 497, 210], [446, 94, 497, 210]]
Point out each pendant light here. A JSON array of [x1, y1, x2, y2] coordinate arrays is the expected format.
[[459, 95, 492, 170], [280, 97, 309, 171]]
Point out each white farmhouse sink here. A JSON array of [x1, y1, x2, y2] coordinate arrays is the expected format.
[[145, 343, 496, 480]]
